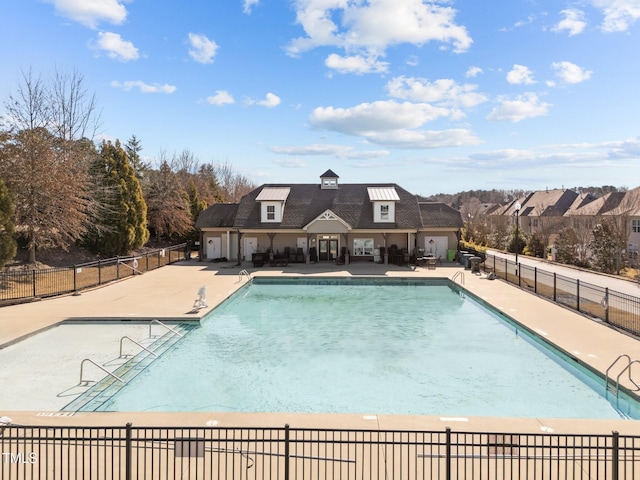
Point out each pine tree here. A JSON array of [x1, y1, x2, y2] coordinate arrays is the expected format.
[[0, 177, 17, 268], [85, 141, 149, 256]]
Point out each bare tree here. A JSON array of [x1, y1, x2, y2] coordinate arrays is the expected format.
[[50, 68, 100, 142], [212, 160, 256, 203], [0, 68, 99, 263]]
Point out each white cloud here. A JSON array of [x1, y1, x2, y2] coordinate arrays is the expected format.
[[188, 33, 219, 64], [206, 90, 235, 105], [551, 61, 593, 84], [110, 80, 176, 94], [325, 53, 388, 74], [506, 64, 535, 85], [364, 129, 482, 149], [553, 9, 587, 36], [243, 0, 260, 14], [270, 144, 389, 159], [386, 76, 487, 109], [590, 0, 640, 32], [308, 100, 481, 149], [275, 158, 307, 168], [466, 66, 483, 78], [287, 0, 472, 61], [91, 32, 139, 61], [46, 0, 128, 28], [487, 93, 550, 122], [309, 101, 450, 135], [246, 92, 281, 108]]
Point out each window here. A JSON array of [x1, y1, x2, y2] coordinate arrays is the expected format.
[[532, 218, 539, 229], [633, 220, 640, 233], [380, 204, 389, 220], [267, 205, 275, 220], [353, 238, 374, 256]]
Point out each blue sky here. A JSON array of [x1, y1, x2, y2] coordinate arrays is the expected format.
[[1, 1, 640, 195]]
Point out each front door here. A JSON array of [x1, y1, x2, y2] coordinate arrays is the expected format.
[[318, 238, 338, 261], [206, 237, 221, 260], [244, 237, 257, 261]]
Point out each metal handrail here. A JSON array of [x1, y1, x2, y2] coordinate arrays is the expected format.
[[79, 358, 125, 386], [239, 269, 251, 282], [149, 319, 184, 338], [616, 360, 640, 394], [119, 336, 158, 358], [451, 271, 465, 285]]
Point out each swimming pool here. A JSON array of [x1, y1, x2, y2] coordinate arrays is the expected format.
[[80, 278, 634, 418]]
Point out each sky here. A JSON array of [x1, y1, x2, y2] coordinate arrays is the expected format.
[[1, 1, 640, 196]]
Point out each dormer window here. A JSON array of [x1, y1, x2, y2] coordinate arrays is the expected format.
[[380, 204, 389, 220], [368, 187, 399, 223], [322, 178, 337, 188], [320, 169, 339, 189], [256, 187, 290, 223]]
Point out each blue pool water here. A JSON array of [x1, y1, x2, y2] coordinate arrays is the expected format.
[[94, 278, 627, 418]]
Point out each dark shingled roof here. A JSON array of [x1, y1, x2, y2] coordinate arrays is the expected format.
[[233, 183, 423, 229], [418, 202, 464, 228], [195, 203, 239, 229], [320, 169, 339, 178], [197, 183, 464, 231]]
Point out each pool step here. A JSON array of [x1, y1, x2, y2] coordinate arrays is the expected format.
[[63, 323, 197, 412]]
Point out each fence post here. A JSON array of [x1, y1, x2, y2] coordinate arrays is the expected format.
[[117, 256, 120, 279], [504, 258, 508, 281], [518, 263, 521, 287], [605, 287, 610, 323], [577, 280, 580, 312], [553, 273, 557, 302], [98, 258, 102, 285], [284, 423, 290, 480], [32, 270, 36, 297], [445, 427, 452, 480], [73, 265, 77, 294], [612, 430, 619, 480], [534, 267, 537, 294], [125, 422, 132, 480]]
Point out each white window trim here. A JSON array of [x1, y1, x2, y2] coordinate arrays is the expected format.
[[353, 238, 374, 256]]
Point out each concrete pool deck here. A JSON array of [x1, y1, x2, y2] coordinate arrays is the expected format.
[[2, 258, 640, 435]]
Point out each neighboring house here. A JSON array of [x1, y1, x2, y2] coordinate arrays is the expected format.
[[499, 189, 578, 238], [196, 170, 464, 264], [566, 188, 640, 261]]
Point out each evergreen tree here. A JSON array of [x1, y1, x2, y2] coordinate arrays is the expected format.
[[125, 134, 150, 180], [555, 227, 580, 265], [0, 177, 17, 268], [589, 222, 619, 274], [85, 141, 149, 256]]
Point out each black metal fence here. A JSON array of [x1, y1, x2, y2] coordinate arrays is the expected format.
[[0, 244, 188, 303], [484, 254, 640, 337], [1, 424, 639, 479]]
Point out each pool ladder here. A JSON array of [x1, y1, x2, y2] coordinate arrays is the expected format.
[[239, 269, 251, 282], [149, 318, 184, 339], [605, 354, 640, 405], [452, 271, 465, 285]]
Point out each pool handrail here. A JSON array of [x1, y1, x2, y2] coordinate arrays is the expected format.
[[451, 271, 465, 285], [149, 318, 184, 338], [606, 354, 640, 403], [119, 335, 158, 358], [79, 358, 125, 386]]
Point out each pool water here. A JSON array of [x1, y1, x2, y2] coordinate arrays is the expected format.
[[95, 278, 625, 418]]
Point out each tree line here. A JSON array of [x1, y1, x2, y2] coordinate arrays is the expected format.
[[0, 68, 255, 268]]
